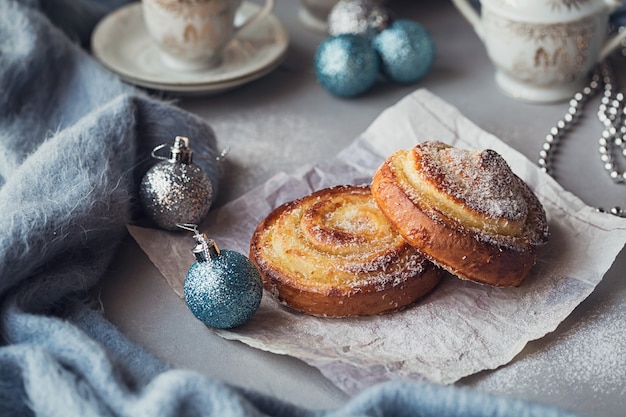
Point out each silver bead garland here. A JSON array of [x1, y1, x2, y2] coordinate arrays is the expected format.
[[597, 66, 626, 184], [537, 61, 626, 217]]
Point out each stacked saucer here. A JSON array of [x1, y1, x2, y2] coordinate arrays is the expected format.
[[91, 2, 289, 95]]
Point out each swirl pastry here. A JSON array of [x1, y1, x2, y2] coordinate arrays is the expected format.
[[249, 185, 442, 317], [371, 141, 548, 287]]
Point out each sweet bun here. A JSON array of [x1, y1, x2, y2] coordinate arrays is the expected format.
[[371, 141, 548, 287], [249, 185, 443, 317]]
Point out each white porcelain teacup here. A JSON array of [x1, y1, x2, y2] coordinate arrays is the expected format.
[[452, 0, 626, 103], [142, 0, 275, 71]]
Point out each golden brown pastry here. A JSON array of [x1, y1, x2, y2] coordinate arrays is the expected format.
[[371, 141, 548, 287], [249, 185, 442, 317]]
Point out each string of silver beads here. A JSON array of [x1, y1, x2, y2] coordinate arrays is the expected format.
[[537, 77, 600, 175], [597, 62, 626, 184], [537, 62, 625, 217]]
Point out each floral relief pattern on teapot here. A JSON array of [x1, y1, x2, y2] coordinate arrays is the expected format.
[[483, 11, 598, 86]]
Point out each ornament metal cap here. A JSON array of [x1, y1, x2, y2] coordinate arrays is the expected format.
[[152, 136, 194, 164], [177, 223, 220, 263]]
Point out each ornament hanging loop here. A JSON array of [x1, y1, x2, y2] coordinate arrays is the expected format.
[[176, 223, 221, 262], [151, 136, 193, 164], [150, 143, 169, 160]]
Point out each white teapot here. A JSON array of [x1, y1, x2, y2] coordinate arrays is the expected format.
[[452, 0, 626, 102]]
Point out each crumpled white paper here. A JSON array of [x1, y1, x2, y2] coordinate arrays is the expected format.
[[128, 89, 626, 395]]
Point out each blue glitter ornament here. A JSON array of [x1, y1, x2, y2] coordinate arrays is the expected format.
[[372, 19, 435, 84], [314, 34, 380, 97], [179, 224, 262, 329]]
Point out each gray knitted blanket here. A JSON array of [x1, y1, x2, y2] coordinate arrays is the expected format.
[[0, 1, 587, 416]]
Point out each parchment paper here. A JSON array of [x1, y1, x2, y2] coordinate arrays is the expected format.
[[128, 89, 626, 395]]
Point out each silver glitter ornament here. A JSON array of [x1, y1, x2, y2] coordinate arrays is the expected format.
[[179, 224, 263, 329], [328, 0, 391, 37], [139, 136, 214, 230]]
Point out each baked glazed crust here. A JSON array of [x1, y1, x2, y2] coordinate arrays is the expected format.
[[249, 185, 442, 317], [371, 142, 549, 287]]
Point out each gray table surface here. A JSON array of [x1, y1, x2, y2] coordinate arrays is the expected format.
[[99, 1, 626, 416]]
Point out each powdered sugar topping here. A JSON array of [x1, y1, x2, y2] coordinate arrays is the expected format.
[[423, 145, 528, 221]]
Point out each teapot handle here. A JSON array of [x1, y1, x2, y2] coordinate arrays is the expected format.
[[600, 29, 626, 60], [451, 0, 483, 39], [600, 0, 626, 60]]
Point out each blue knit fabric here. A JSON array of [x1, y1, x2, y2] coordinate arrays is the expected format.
[[0, 1, 588, 416]]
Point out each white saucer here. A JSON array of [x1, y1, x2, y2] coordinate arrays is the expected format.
[[91, 2, 289, 94]]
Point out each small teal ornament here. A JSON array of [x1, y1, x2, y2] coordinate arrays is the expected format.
[[372, 19, 435, 84], [179, 224, 262, 329], [314, 34, 380, 97]]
